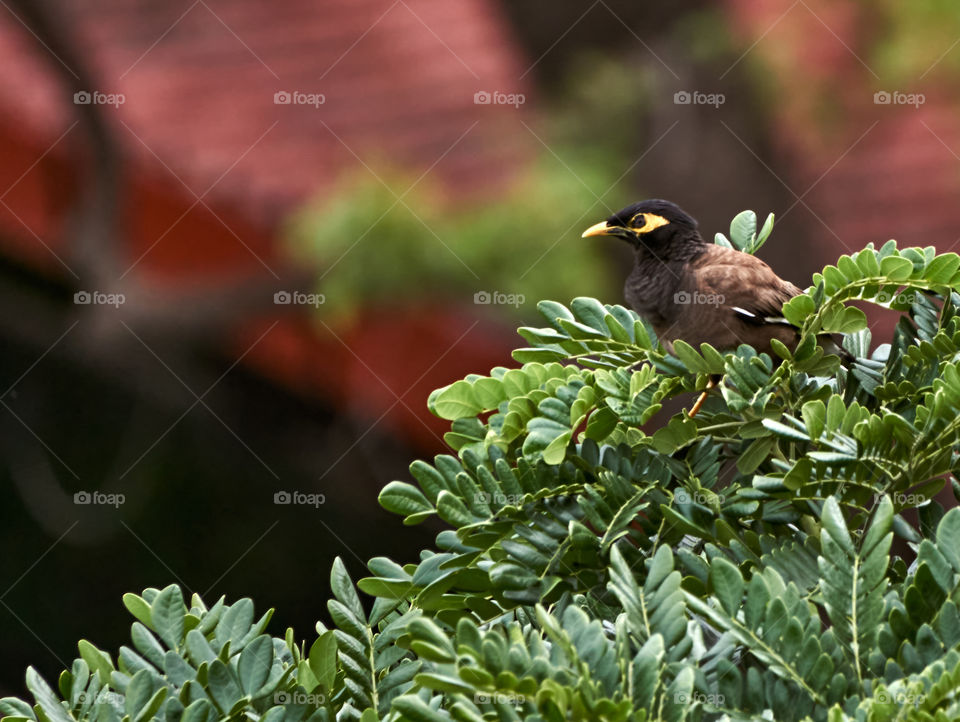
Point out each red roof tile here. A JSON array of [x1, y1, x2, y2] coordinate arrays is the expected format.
[[0, 0, 534, 450]]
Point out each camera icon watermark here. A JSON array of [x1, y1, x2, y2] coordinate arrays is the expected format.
[[674, 691, 725, 705], [674, 489, 724, 505], [873, 90, 925, 108], [74, 290, 126, 308], [673, 90, 725, 108], [76, 691, 124, 707], [474, 692, 526, 704], [879, 492, 926, 507], [875, 689, 924, 707], [473, 290, 525, 307], [473, 90, 525, 107], [673, 290, 724, 306], [74, 90, 125, 107], [74, 491, 125, 508], [274, 691, 326, 705], [273, 90, 325, 108], [475, 491, 524, 506], [874, 289, 917, 305], [274, 490, 326, 508], [274, 290, 325, 307]]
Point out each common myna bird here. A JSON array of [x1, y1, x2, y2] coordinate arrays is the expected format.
[[583, 199, 835, 415], [582, 199, 804, 357]]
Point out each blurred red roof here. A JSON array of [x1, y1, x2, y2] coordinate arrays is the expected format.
[[725, 0, 960, 253], [726, 0, 960, 341], [0, 0, 535, 449]]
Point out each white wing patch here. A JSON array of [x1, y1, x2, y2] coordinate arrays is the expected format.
[[733, 306, 793, 326]]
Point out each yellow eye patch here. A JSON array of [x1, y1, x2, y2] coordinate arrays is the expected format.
[[630, 212, 670, 234]]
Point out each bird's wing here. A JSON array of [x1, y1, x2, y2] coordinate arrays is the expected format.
[[690, 246, 801, 325]]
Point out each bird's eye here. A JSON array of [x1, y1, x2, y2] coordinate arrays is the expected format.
[[631, 212, 647, 227]]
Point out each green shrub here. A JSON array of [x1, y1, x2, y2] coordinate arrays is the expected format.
[[288, 158, 620, 322], [6, 213, 960, 721]]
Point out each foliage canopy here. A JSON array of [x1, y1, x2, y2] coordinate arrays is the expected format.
[[5, 212, 960, 721]]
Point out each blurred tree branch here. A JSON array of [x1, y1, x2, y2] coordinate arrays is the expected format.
[[5, 0, 121, 283]]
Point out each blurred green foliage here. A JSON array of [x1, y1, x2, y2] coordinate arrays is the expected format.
[[869, 0, 960, 81], [286, 60, 672, 321], [289, 157, 621, 321]]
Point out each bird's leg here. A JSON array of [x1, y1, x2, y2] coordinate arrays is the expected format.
[[688, 376, 718, 418]]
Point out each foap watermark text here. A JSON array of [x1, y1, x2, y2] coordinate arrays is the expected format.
[[674, 691, 725, 706], [874, 90, 925, 107], [74, 91, 125, 107], [275, 291, 325, 307], [74, 290, 125, 308], [675, 489, 725, 505], [673, 290, 724, 306], [875, 289, 918, 305], [274, 491, 326, 507], [474, 90, 525, 107], [74, 491, 125, 508], [274, 691, 327, 705], [476, 491, 524, 506], [875, 690, 924, 707], [474, 692, 526, 704], [674, 90, 725, 107], [274, 91, 325, 107], [474, 291, 525, 307]]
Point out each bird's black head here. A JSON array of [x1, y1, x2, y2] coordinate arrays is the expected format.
[[582, 199, 701, 249]]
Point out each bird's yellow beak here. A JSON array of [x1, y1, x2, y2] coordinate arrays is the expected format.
[[581, 221, 612, 238]]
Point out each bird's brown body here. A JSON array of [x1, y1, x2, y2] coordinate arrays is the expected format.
[[625, 243, 802, 356], [583, 199, 806, 357]]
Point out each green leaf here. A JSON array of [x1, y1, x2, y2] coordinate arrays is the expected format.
[[783, 458, 812, 491], [570, 296, 611, 334], [879, 254, 913, 281], [123, 593, 154, 629], [783, 294, 816, 326], [818, 496, 892, 676], [392, 695, 447, 722], [206, 660, 243, 713], [925, 252, 960, 284], [330, 557, 365, 620], [761, 418, 809, 442], [738, 436, 776, 474], [672, 340, 712, 374], [378, 481, 434, 520], [181, 699, 217, 722], [0, 697, 35, 718], [124, 669, 155, 719], [935, 507, 960, 572], [711, 557, 745, 616], [800, 400, 826, 441], [729, 210, 757, 251], [651, 415, 697, 454], [428, 380, 480, 420], [821, 305, 867, 334], [151, 585, 186, 650], [522, 417, 572, 465], [436, 490, 475, 526], [237, 635, 272, 696], [25, 668, 71, 722], [754, 212, 775, 250], [308, 631, 338, 691], [78, 640, 114, 682], [215, 598, 254, 649]]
